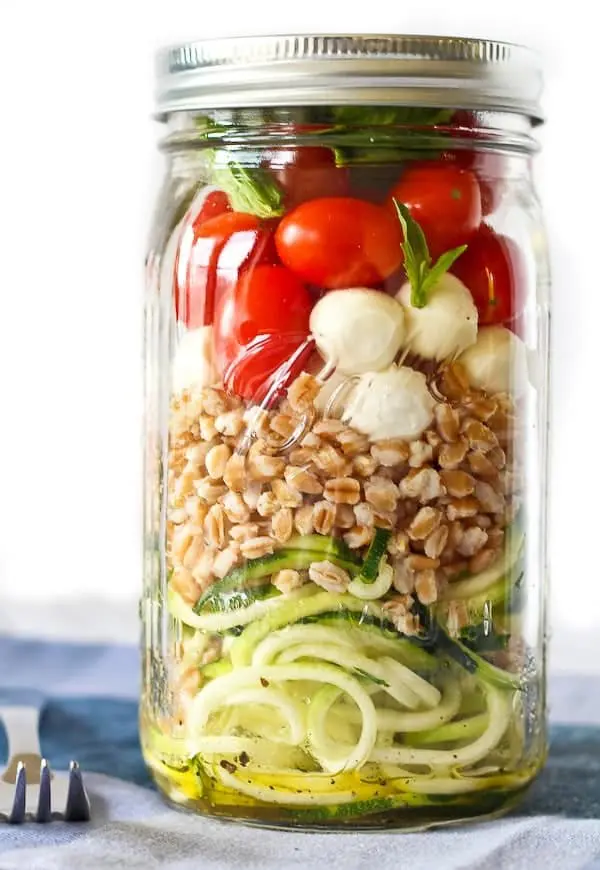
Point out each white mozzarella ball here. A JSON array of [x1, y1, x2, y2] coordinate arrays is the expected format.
[[342, 365, 435, 441], [458, 326, 528, 398], [397, 273, 478, 362], [310, 288, 405, 375]]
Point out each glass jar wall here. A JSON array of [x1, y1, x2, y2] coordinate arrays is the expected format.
[[141, 36, 549, 830]]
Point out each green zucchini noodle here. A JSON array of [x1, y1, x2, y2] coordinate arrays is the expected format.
[[337, 678, 462, 732], [252, 624, 354, 666], [204, 686, 306, 744], [306, 685, 359, 772], [347, 562, 394, 600], [168, 585, 316, 632], [193, 735, 311, 771], [370, 682, 513, 770], [215, 765, 360, 806], [439, 532, 524, 602], [157, 581, 531, 810], [379, 657, 441, 709], [186, 662, 378, 772], [405, 712, 489, 746], [276, 643, 423, 710]]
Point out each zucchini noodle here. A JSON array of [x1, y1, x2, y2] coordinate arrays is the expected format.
[[389, 768, 532, 795], [204, 686, 306, 744], [370, 683, 513, 770], [193, 735, 311, 771], [169, 586, 315, 632], [186, 662, 378, 772], [336, 678, 462, 733], [406, 713, 489, 746], [215, 765, 361, 806], [379, 657, 441, 709], [347, 562, 394, 600], [230, 592, 386, 667], [276, 643, 422, 710], [252, 624, 354, 666], [306, 685, 353, 772], [440, 533, 523, 602]]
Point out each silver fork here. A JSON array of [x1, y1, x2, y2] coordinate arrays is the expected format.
[[0, 705, 91, 823]]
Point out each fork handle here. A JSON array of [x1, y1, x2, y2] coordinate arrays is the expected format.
[[1, 706, 42, 759]]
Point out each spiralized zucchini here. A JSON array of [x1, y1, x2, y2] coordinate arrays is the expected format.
[[186, 661, 378, 773], [168, 585, 316, 632], [163, 587, 525, 809], [370, 682, 512, 770]]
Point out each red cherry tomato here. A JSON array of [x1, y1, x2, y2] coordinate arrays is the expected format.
[[388, 163, 482, 260], [214, 264, 313, 400], [438, 115, 506, 218], [451, 225, 526, 326], [224, 333, 315, 404], [275, 197, 404, 290], [264, 147, 350, 207], [175, 211, 260, 328], [194, 190, 231, 224]]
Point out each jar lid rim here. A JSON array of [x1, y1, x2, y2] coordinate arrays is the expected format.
[[155, 33, 544, 122]]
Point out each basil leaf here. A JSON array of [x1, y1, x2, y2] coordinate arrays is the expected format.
[[211, 158, 284, 219], [421, 245, 468, 297], [331, 106, 454, 127], [329, 107, 455, 166], [392, 198, 468, 308]]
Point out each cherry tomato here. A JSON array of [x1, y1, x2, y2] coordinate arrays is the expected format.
[[264, 147, 350, 208], [224, 333, 315, 404], [450, 224, 526, 326], [388, 163, 482, 260], [214, 264, 313, 400], [194, 190, 231, 224], [175, 211, 260, 328], [275, 197, 404, 290]]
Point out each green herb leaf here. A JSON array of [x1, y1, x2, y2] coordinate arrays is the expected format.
[[328, 107, 455, 166], [331, 106, 454, 128], [392, 199, 468, 308], [211, 157, 284, 219], [353, 668, 389, 687], [423, 245, 468, 290], [460, 623, 511, 654]]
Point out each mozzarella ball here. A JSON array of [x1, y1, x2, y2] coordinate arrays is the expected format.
[[172, 326, 217, 394], [396, 273, 478, 362], [342, 365, 435, 441], [458, 326, 528, 398], [310, 288, 405, 375]]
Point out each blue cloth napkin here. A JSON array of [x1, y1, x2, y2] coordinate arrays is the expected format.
[[1, 636, 599, 869]]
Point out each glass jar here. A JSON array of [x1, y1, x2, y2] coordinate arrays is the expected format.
[[141, 35, 549, 830]]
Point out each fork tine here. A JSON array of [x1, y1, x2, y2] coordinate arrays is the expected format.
[[8, 762, 26, 824], [64, 761, 91, 822], [35, 759, 52, 823]]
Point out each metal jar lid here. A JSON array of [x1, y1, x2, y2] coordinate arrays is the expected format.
[[155, 33, 544, 122]]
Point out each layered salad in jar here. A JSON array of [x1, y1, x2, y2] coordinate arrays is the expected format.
[[142, 109, 540, 828]]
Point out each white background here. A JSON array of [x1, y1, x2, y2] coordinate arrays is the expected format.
[[0, 1, 598, 668]]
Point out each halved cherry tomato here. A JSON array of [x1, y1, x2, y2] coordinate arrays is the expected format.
[[275, 197, 403, 290], [214, 264, 313, 400], [451, 224, 525, 326], [264, 147, 350, 208], [175, 211, 260, 328], [224, 333, 315, 404], [388, 163, 482, 260], [194, 189, 231, 224]]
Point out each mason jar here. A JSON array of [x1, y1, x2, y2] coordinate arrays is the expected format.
[[141, 34, 549, 830]]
